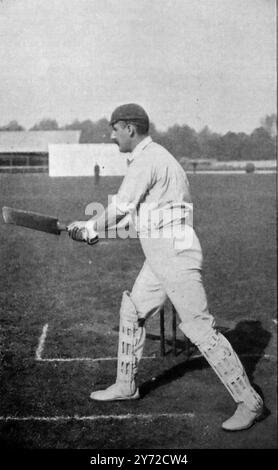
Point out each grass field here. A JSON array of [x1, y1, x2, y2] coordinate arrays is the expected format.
[[0, 173, 277, 449]]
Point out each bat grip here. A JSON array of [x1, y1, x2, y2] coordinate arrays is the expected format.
[[57, 222, 68, 232]]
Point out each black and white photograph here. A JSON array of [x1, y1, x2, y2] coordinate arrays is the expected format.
[[0, 0, 276, 454]]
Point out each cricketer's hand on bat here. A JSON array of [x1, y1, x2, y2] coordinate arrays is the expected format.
[[67, 220, 99, 245]]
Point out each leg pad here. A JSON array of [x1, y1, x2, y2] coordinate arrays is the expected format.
[[117, 291, 146, 388], [179, 322, 262, 411]]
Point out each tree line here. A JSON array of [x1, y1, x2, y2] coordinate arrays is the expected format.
[[0, 114, 276, 161]]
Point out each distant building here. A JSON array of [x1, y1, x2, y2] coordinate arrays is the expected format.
[[49, 143, 128, 177], [0, 131, 81, 171], [180, 157, 217, 170], [180, 157, 276, 172], [213, 160, 276, 169]]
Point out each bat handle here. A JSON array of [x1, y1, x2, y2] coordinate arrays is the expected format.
[[57, 222, 68, 233]]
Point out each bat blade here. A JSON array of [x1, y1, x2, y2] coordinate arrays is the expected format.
[[2, 207, 65, 235]]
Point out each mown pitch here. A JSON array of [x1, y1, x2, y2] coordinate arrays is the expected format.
[[0, 173, 276, 448]]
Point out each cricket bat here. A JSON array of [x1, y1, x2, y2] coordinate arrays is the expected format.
[[2, 207, 137, 241], [2, 206, 67, 235]]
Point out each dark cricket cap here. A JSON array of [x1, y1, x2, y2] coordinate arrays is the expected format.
[[110, 103, 149, 126]]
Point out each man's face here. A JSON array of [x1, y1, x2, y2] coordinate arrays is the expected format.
[[110, 121, 132, 153]]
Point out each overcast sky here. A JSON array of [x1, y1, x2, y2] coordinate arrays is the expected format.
[[0, 0, 276, 134]]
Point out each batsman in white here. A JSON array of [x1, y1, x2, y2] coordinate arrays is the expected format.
[[68, 103, 264, 431]]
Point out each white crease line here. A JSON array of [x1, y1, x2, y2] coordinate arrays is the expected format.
[[36, 355, 158, 362], [272, 319, 277, 325], [35, 324, 276, 363], [36, 352, 276, 363], [35, 323, 159, 362], [35, 323, 48, 360], [0, 412, 195, 422]]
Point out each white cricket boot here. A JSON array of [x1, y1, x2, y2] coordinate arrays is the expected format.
[[90, 291, 145, 402], [90, 383, 140, 401], [222, 401, 264, 431]]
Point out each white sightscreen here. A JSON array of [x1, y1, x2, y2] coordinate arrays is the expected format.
[[49, 144, 128, 176]]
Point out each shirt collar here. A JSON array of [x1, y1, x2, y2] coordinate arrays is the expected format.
[[127, 136, 152, 163]]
